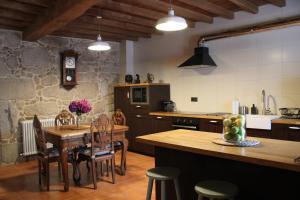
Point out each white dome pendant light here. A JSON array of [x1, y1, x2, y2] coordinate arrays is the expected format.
[[88, 16, 111, 51], [155, 0, 187, 31]]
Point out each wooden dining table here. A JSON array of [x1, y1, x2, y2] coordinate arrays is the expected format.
[[43, 124, 129, 191]]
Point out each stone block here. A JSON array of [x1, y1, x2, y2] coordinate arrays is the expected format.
[[41, 75, 59, 87], [76, 83, 99, 99], [2, 31, 21, 49], [0, 141, 18, 164], [42, 85, 76, 100], [23, 101, 59, 117], [0, 78, 35, 100], [22, 46, 52, 67]]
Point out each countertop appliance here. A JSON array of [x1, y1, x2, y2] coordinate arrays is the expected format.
[[172, 117, 200, 130], [162, 100, 176, 112], [279, 108, 300, 119]]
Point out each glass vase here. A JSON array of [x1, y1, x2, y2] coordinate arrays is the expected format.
[[222, 114, 246, 143], [76, 115, 82, 128]]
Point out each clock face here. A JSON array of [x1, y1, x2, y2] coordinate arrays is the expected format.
[[65, 57, 75, 69]]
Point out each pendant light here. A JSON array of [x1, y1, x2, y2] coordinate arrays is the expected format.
[[155, 0, 187, 32], [88, 16, 111, 51]]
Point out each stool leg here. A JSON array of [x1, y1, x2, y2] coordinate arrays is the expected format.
[[174, 178, 181, 200], [146, 177, 154, 200], [161, 180, 166, 200], [197, 195, 204, 200]]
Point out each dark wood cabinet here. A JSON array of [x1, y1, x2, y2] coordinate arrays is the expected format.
[[114, 86, 130, 115], [151, 115, 172, 133], [199, 119, 223, 133], [114, 84, 170, 156], [246, 128, 271, 138], [271, 123, 300, 141]]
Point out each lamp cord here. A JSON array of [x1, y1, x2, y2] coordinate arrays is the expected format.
[[169, 0, 172, 10]]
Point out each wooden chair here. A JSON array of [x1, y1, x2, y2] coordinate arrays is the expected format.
[[76, 114, 116, 189], [54, 109, 88, 183], [112, 109, 128, 174], [33, 115, 61, 191], [55, 109, 75, 126]]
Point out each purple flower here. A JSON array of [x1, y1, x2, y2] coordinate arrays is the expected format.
[[68, 99, 92, 116]]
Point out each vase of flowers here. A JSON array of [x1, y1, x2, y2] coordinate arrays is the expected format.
[[69, 99, 92, 128]]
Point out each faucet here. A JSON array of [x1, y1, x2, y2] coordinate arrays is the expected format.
[[261, 89, 266, 115], [265, 95, 277, 115], [261, 89, 277, 115]]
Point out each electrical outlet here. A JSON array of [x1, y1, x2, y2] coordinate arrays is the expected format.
[[191, 97, 198, 102]]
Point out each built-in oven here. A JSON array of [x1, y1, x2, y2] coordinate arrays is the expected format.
[[172, 117, 200, 130], [130, 86, 149, 104]]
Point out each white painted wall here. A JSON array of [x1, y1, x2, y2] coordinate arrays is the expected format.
[[133, 0, 300, 114]]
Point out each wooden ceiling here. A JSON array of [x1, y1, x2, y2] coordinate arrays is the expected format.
[[0, 0, 286, 42]]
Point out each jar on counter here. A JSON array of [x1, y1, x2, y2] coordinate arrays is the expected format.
[[222, 114, 246, 143]]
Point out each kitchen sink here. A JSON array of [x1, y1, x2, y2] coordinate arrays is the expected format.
[[246, 114, 280, 130]]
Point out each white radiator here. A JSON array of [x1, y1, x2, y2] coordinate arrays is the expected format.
[[21, 118, 55, 156]]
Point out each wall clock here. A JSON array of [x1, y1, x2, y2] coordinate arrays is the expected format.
[[61, 50, 79, 87]]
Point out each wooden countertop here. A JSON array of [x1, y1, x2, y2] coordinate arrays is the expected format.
[[114, 83, 170, 87], [136, 129, 300, 172], [272, 118, 300, 125], [149, 112, 225, 120]]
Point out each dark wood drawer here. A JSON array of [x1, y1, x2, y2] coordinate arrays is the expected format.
[[271, 123, 300, 141], [199, 119, 223, 133], [130, 104, 150, 115], [246, 128, 271, 138]]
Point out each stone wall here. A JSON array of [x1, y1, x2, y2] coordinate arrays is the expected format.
[[0, 29, 120, 164]]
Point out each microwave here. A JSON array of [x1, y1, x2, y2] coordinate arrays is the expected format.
[[130, 86, 149, 104]]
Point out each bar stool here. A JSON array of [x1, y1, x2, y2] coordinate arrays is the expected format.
[[195, 180, 238, 200], [146, 167, 181, 200]]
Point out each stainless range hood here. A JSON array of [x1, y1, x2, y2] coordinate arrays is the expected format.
[[178, 42, 217, 68]]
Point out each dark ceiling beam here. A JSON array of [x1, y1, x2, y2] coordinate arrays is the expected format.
[[265, 0, 286, 7], [113, 0, 212, 23], [66, 22, 151, 38], [59, 27, 138, 41], [23, 0, 102, 41], [0, 0, 43, 15], [77, 15, 159, 35], [102, 0, 196, 27], [53, 29, 134, 42], [0, 8, 34, 22], [228, 0, 258, 14], [87, 8, 156, 28], [0, 18, 30, 28], [177, 0, 234, 19], [14, 0, 51, 8], [51, 31, 121, 42], [0, 24, 24, 31]]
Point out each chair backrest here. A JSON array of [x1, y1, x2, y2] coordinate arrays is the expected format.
[[33, 115, 47, 155], [112, 109, 126, 125], [55, 109, 75, 126], [90, 114, 115, 157]]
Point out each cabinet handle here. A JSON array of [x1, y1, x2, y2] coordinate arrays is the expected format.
[[209, 120, 218, 123], [126, 92, 130, 99], [156, 116, 163, 119], [289, 126, 300, 130], [136, 105, 142, 108], [136, 115, 142, 118]]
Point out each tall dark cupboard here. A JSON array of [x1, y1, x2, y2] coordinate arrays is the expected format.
[[114, 84, 171, 155]]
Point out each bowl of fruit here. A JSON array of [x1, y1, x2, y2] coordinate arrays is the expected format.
[[223, 114, 246, 143]]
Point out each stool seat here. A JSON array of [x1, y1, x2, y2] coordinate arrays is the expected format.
[[146, 167, 180, 180], [195, 180, 238, 199]]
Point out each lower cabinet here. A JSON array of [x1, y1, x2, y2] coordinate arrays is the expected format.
[[271, 123, 300, 141], [199, 119, 223, 133], [246, 129, 271, 138], [126, 115, 172, 156]]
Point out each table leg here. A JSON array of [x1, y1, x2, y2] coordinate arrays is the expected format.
[[120, 138, 128, 175], [59, 143, 69, 192]]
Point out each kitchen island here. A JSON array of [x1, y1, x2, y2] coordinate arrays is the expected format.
[[137, 130, 300, 200]]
